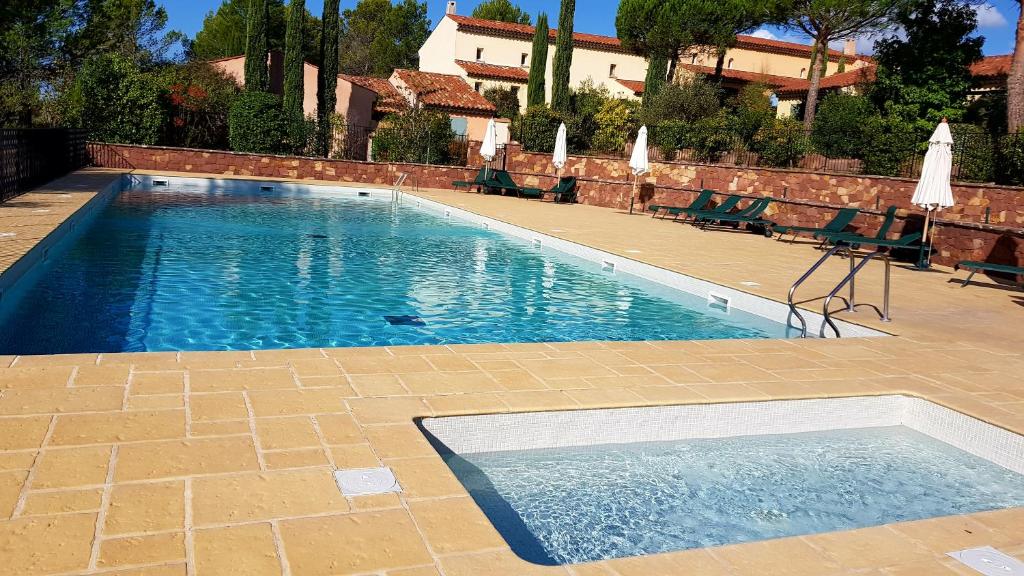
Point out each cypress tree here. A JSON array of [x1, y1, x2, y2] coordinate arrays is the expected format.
[[244, 0, 270, 91], [550, 0, 575, 112], [642, 53, 668, 107], [526, 13, 549, 108], [317, 0, 340, 156], [284, 0, 306, 151], [836, 56, 846, 73]]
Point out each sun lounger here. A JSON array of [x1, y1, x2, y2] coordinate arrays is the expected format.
[[816, 206, 899, 246], [954, 261, 1024, 289], [548, 176, 578, 203], [695, 197, 775, 236], [488, 170, 542, 198], [676, 194, 743, 222], [650, 189, 715, 219], [452, 167, 489, 192], [774, 208, 860, 242]]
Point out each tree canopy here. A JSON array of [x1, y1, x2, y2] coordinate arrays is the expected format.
[[526, 12, 549, 107], [338, 0, 430, 77], [551, 0, 575, 112], [472, 0, 531, 24], [191, 0, 322, 65], [69, 0, 185, 67]]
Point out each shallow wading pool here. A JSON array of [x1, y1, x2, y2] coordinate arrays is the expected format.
[[420, 396, 1024, 565]]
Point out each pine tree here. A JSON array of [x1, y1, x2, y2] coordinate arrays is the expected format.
[[526, 12, 549, 108], [284, 0, 306, 152], [642, 54, 668, 107], [550, 0, 575, 112], [317, 0, 340, 156], [244, 0, 270, 91]]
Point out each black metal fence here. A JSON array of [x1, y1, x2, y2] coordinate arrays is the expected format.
[[326, 124, 374, 161], [1, 128, 89, 202]]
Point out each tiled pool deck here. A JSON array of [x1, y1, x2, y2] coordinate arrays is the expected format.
[[0, 169, 1022, 576]]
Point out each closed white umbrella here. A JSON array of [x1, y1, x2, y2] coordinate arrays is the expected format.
[[911, 120, 955, 267], [553, 122, 567, 178], [480, 118, 498, 180], [628, 126, 650, 214]]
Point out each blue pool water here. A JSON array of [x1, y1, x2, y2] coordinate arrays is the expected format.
[[443, 426, 1024, 565], [0, 187, 791, 354]]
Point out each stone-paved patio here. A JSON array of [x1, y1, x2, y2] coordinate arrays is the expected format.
[[0, 169, 1021, 576]]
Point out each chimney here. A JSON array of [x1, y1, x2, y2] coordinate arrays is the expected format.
[[446, 1, 456, 15], [843, 39, 857, 56]]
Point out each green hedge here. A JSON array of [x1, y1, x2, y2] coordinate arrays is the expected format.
[[371, 110, 458, 165], [228, 91, 290, 154]]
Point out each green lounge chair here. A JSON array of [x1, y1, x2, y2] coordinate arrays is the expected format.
[[487, 170, 542, 198], [816, 205, 898, 246], [695, 197, 775, 236], [834, 232, 922, 251], [549, 176, 578, 203], [774, 208, 860, 242], [651, 189, 714, 219], [954, 261, 1024, 289], [452, 167, 488, 192], [678, 195, 743, 222]]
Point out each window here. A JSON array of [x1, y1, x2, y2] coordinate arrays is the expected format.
[[476, 47, 484, 61], [609, 64, 617, 78], [450, 117, 468, 136], [474, 81, 483, 93], [521, 53, 528, 66], [799, 67, 806, 79], [727, 58, 734, 69]]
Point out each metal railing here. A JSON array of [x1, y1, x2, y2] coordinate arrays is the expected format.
[[1, 128, 89, 202]]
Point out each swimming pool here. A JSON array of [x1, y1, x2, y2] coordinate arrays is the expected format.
[[0, 179, 804, 354], [422, 396, 1024, 565]]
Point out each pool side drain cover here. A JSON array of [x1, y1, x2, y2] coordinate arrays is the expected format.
[[947, 546, 1024, 576], [334, 467, 401, 496], [384, 315, 425, 326]]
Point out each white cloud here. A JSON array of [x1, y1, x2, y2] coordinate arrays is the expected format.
[[750, 29, 780, 41], [975, 3, 1008, 28]]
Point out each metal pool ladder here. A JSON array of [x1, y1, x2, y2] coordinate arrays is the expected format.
[[391, 172, 408, 204], [787, 244, 892, 338]]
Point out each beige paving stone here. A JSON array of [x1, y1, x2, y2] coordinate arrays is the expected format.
[[251, 348, 326, 362], [127, 394, 184, 410], [349, 492, 403, 511], [362, 425, 435, 459], [970, 507, 1024, 534], [348, 373, 408, 396], [190, 392, 248, 422], [179, 351, 251, 370], [115, 437, 259, 481], [254, 416, 320, 450], [315, 413, 364, 444], [130, 371, 185, 395], [94, 563, 188, 576], [338, 355, 435, 375], [0, 387, 123, 415], [439, 550, 568, 576], [105, 480, 185, 535], [609, 548, 732, 576], [288, 358, 342, 378], [804, 526, 936, 570], [388, 566, 441, 576], [297, 375, 357, 396], [49, 410, 185, 445], [631, 384, 710, 404], [644, 364, 712, 384], [0, 416, 51, 450], [280, 510, 433, 575], [189, 368, 295, 392], [567, 562, 618, 576], [882, 559, 967, 575], [425, 392, 509, 415], [424, 355, 478, 372], [194, 522, 282, 576], [0, 366, 74, 388], [347, 396, 430, 425], [0, 452, 37, 471], [248, 388, 347, 416], [687, 363, 778, 383], [517, 357, 618, 379], [498, 390, 578, 411], [891, 516, 1018, 551], [0, 512, 97, 574], [97, 532, 185, 567], [400, 371, 500, 394], [189, 420, 251, 436], [388, 457, 465, 499], [11, 354, 98, 367], [565, 388, 645, 407], [712, 536, 844, 575], [21, 488, 103, 516], [330, 444, 381, 469], [488, 369, 548, 391], [584, 374, 672, 389], [263, 448, 328, 470], [72, 365, 130, 386], [192, 467, 348, 525], [99, 351, 180, 370], [407, 497, 505, 553], [688, 382, 772, 402], [32, 445, 111, 489], [0, 470, 28, 517]]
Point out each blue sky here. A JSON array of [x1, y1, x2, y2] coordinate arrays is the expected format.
[[162, 0, 1020, 56]]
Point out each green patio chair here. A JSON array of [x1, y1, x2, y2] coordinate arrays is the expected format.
[[522, 176, 575, 201], [452, 167, 489, 192], [954, 261, 1024, 290], [488, 170, 542, 198], [652, 189, 714, 219], [678, 195, 743, 222], [816, 206, 899, 246], [695, 197, 775, 237], [549, 176, 578, 203], [774, 208, 860, 242]]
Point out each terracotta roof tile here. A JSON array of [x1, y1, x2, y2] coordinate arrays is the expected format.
[[680, 64, 794, 87], [774, 65, 876, 96], [338, 74, 409, 114], [615, 79, 645, 95], [455, 60, 529, 82], [448, 14, 622, 51], [393, 69, 496, 115], [970, 55, 1011, 78], [734, 35, 852, 61]]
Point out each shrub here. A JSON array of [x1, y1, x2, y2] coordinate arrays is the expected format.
[[996, 130, 1024, 186], [650, 120, 688, 160], [483, 86, 521, 120], [729, 83, 775, 144], [751, 118, 810, 168], [811, 92, 875, 158], [639, 76, 721, 126], [516, 105, 563, 153], [228, 91, 290, 154], [62, 54, 166, 145], [371, 110, 457, 165], [157, 62, 240, 150], [950, 123, 994, 183], [591, 99, 638, 154], [687, 113, 735, 163], [860, 114, 918, 177]]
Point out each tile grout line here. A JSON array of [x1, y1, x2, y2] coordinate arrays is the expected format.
[[86, 444, 119, 570], [183, 369, 193, 438], [184, 476, 196, 576], [270, 519, 293, 576], [10, 414, 58, 518], [242, 392, 268, 471]]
